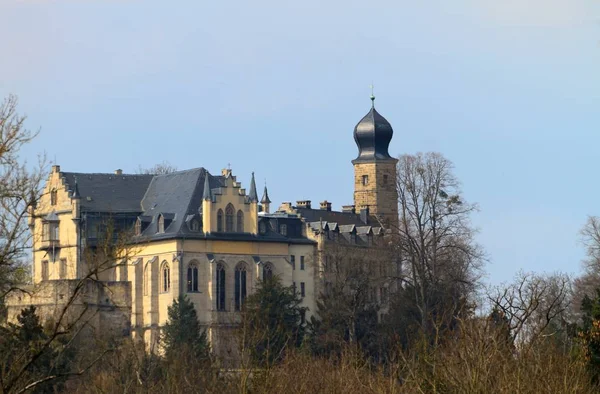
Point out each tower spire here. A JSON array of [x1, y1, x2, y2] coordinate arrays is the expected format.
[[248, 172, 258, 202], [370, 84, 375, 108], [202, 171, 212, 201]]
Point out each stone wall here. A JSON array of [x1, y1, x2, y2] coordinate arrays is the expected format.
[[4, 279, 131, 338]]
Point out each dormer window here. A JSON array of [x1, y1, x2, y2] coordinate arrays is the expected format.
[[259, 221, 266, 235], [191, 220, 200, 232], [135, 219, 142, 236], [280, 224, 287, 236]]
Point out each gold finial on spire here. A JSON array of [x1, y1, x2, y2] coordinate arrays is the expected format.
[[369, 83, 375, 107]]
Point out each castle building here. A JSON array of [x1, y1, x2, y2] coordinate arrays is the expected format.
[[6, 97, 398, 358]]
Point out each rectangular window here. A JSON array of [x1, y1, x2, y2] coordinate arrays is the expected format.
[[41, 260, 49, 281], [383, 174, 388, 185], [300, 256, 305, 271], [50, 190, 57, 206], [300, 282, 305, 298], [59, 258, 67, 279], [293, 281, 296, 294], [291, 255, 295, 270], [362, 175, 368, 186], [280, 224, 287, 236]]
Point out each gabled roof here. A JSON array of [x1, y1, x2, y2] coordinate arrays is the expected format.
[[62, 172, 154, 212], [139, 168, 225, 238]]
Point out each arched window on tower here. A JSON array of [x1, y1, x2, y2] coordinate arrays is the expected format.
[[187, 261, 199, 292], [217, 209, 224, 232], [263, 262, 273, 282], [161, 261, 170, 293], [235, 262, 247, 311], [50, 189, 57, 206], [237, 210, 244, 232], [216, 262, 226, 311], [225, 204, 235, 232]]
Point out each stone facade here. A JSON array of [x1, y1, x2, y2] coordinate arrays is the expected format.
[[353, 160, 398, 222]]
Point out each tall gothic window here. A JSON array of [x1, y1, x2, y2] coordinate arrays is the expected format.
[[50, 189, 57, 206], [263, 262, 273, 281], [143, 263, 148, 295], [161, 261, 170, 293], [237, 210, 244, 232], [187, 261, 199, 292], [217, 209, 224, 232], [216, 263, 226, 311], [235, 263, 247, 311], [225, 204, 235, 232]]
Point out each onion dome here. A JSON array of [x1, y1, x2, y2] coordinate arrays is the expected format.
[[352, 95, 395, 163]]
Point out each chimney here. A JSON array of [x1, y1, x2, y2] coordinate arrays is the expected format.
[[52, 165, 60, 173], [221, 168, 232, 177], [114, 169, 123, 175], [320, 200, 332, 211], [296, 200, 311, 209], [359, 206, 369, 224], [342, 205, 356, 214], [280, 202, 293, 212]]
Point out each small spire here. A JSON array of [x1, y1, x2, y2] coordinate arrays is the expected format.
[[261, 182, 271, 204], [248, 172, 258, 202], [202, 172, 212, 201], [369, 84, 375, 108], [72, 177, 80, 199]]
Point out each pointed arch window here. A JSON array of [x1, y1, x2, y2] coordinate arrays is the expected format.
[[187, 261, 199, 292], [135, 219, 142, 236], [235, 263, 248, 311], [216, 263, 226, 311], [263, 262, 273, 281], [225, 204, 235, 232], [217, 209, 224, 232], [237, 210, 244, 232], [161, 261, 170, 293], [143, 264, 148, 295]]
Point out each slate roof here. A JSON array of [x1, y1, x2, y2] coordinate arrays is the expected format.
[[139, 168, 225, 238], [62, 173, 154, 213], [292, 207, 379, 226]]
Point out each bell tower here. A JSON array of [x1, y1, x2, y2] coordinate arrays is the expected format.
[[352, 93, 398, 223]]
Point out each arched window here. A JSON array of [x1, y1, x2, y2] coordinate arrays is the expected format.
[[235, 263, 247, 311], [225, 204, 235, 232], [161, 262, 170, 293], [216, 262, 226, 311], [135, 219, 142, 236], [143, 264, 148, 295], [237, 210, 244, 232], [191, 219, 200, 232], [217, 209, 224, 232], [263, 262, 273, 281], [187, 261, 199, 292]]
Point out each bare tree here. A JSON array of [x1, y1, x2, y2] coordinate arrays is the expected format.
[[394, 152, 484, 334], [0, 94, 46, 301], [572, 216, 600, 318], [487, 271, 571, 349], [136, 161, 177, 175]]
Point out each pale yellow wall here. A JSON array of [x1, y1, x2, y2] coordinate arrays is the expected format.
[[125, 238, 317, 351], [203, 172, 258, 234], [32, 166, 80, 284]]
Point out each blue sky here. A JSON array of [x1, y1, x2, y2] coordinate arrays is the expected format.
[[1, 0, 599, 285]]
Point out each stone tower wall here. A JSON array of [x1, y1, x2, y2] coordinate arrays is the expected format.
[[353, 160, 398, 221]]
